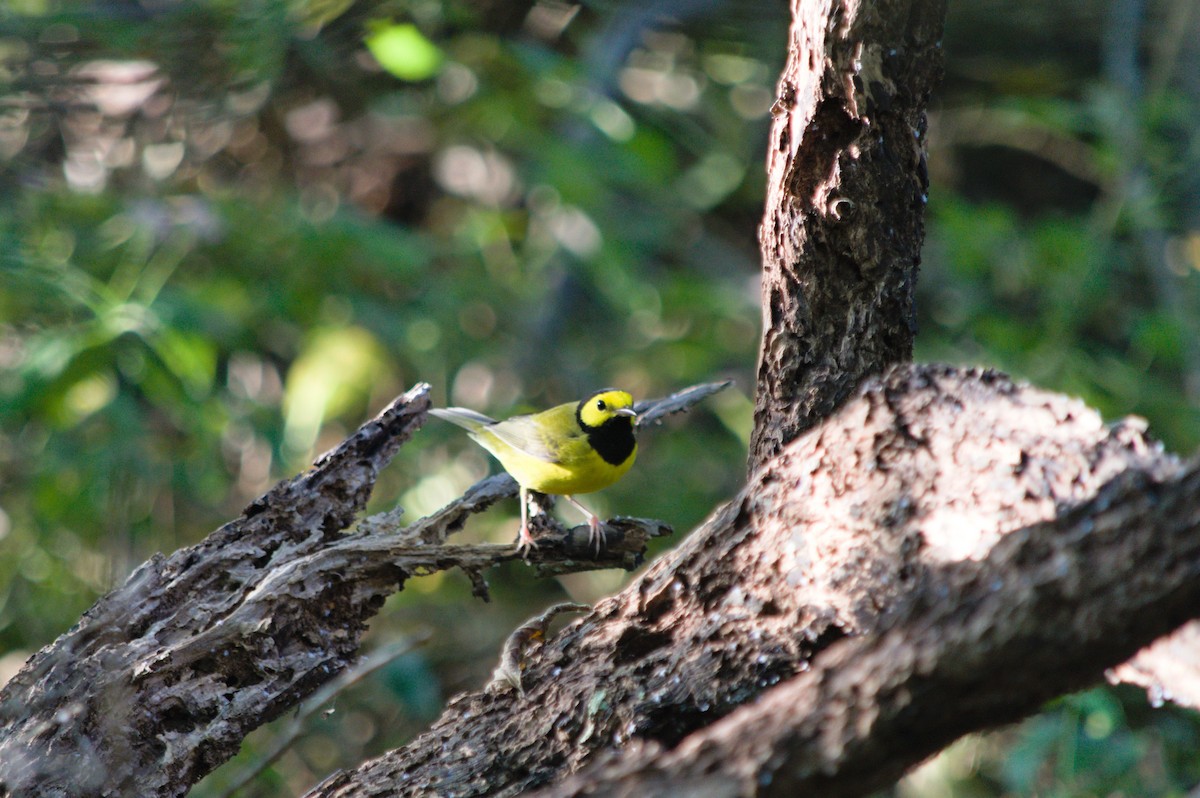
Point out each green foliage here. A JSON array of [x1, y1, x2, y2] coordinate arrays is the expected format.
[[365, 21, 443, 81], [903, 689, 1200, 797]]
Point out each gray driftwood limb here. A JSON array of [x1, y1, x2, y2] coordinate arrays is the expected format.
[[0, 383, 434, 797], [634, 381, 732, 428], [0, 379, 680, 798], [306, 364, 1196, 798]]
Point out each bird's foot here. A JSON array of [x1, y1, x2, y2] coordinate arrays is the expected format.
[[586, 514, 605, 556], [516, 524, 539, 561], [562, 494, 607, 557]]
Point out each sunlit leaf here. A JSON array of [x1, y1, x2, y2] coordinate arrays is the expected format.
[[365, 22, 443, 82], [282, 326, 391, 455]]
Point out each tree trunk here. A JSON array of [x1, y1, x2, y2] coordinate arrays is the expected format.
[[750, 0, 946, 471]]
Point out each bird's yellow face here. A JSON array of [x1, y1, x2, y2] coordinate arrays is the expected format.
[[577, 389, 636, 430]]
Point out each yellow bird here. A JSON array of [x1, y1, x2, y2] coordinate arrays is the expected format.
[[430, 389, 638, 555]]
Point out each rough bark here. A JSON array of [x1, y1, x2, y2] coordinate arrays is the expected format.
[[0, 384, 674, 798], [535, 449, 1200, 797], [0, 386, 433, 798], [307, 365, 1192, 797], [750, 0, 947, 471], [1110, 622, 1200, 710]]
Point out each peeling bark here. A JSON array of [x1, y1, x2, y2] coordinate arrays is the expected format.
[[535, 445, 1200, 797], [307, 365, 1191, 797], [0, 383, 433, 798], [750, 0, 947, 471], [0, 384, 674, 798]]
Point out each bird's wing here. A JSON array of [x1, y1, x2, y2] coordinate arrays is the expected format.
[[429, 407, 497, 432], [485, 413, 563, 463]]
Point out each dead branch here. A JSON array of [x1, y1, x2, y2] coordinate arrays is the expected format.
[[306, 365, 1194, 798], [0, 380, 703, 798], [535, 457, 1200, 797]]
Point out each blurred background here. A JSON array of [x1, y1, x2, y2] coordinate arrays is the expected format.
[[1, 0, 1197, 795]]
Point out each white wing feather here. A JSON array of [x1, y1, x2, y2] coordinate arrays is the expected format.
[[431, 407, 558, 463], [429, 407, 496, 430]]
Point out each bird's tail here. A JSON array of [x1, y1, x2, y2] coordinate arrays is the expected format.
[[429, 407, 496, 432]]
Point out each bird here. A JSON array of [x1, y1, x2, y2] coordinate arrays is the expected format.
[[430, 389, 638, 556]]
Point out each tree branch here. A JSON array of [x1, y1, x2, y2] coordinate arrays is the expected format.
[[0, 381, 706, 797], [536, 457, 1200, 797], [306, 364, 1193, 798], [0, 383, 434, 797], [213, 634, 431, 798]]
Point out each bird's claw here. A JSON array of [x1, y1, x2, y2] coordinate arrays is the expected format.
[[587, 516, 605, 556], [516, 526, 539, 561]]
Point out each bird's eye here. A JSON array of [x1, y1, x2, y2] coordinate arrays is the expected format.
[[596, 399, 607, 411]]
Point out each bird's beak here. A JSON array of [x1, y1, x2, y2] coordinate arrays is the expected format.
[[614, 407, 637, 418]]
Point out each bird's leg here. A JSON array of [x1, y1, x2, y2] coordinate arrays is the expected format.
[[516, 486, 538, 559], [563, 495, 604, 554]]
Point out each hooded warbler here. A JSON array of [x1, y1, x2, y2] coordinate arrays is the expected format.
[[430, 389, 638, 555]]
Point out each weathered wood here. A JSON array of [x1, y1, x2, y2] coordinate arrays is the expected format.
[[0, 384, 433, 798], [533, 450, 1200, 797], [307, 365, 1189, 797], [750, 0, 948, 470], [634, 381, 732, 428], [0, 382, 693, 798]]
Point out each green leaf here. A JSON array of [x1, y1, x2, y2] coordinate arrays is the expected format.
[[365, 22, 443, 82]]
